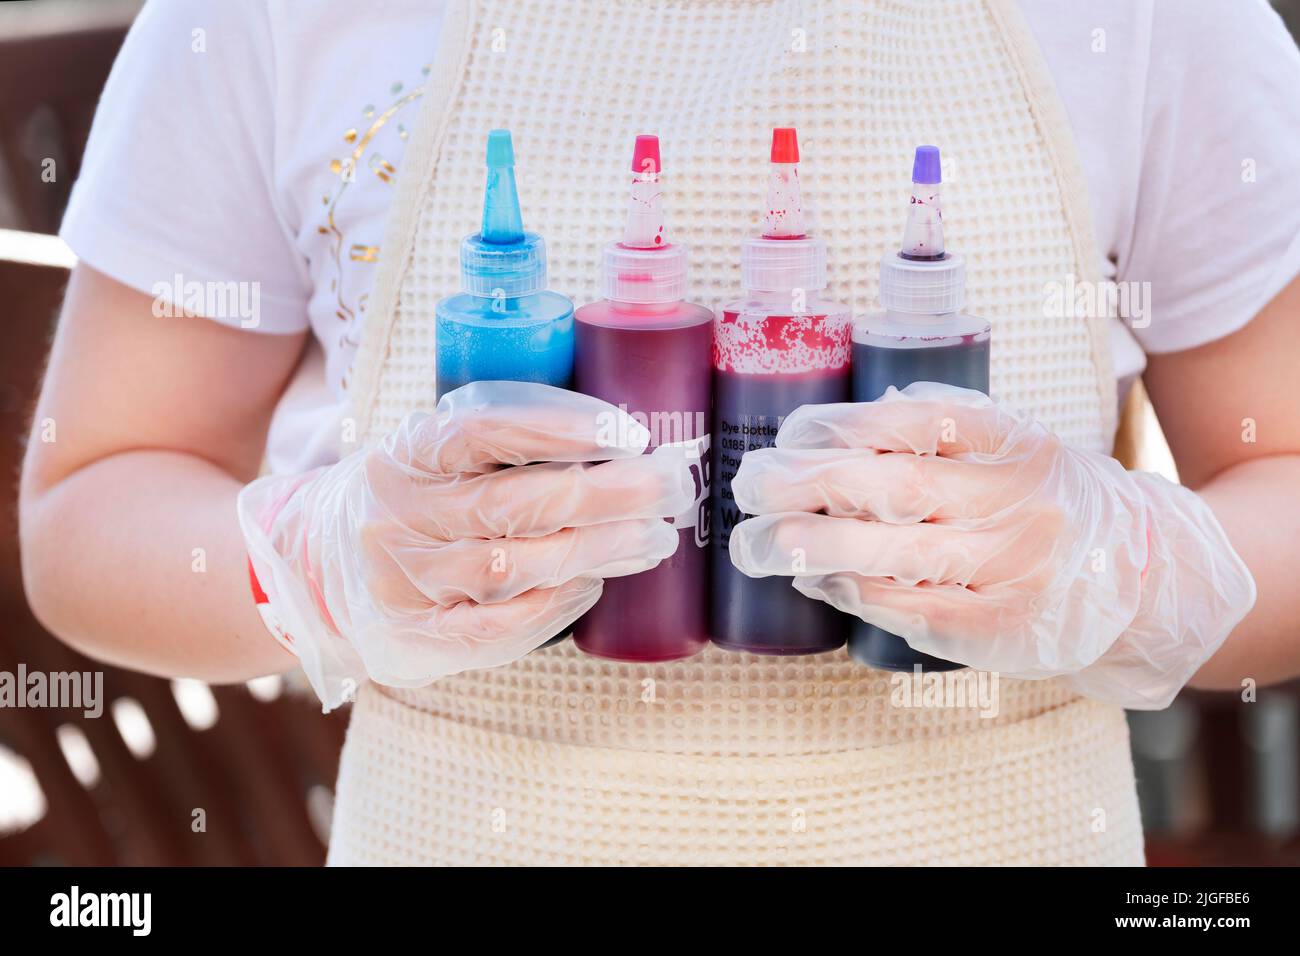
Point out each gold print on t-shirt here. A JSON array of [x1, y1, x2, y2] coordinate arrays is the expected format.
[[317, 64, 431, 390]]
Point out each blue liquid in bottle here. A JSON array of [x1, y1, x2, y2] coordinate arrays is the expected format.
[[435, 129, 575, 647], [435, 129, 574, 400], [436, 294, 574, 397]]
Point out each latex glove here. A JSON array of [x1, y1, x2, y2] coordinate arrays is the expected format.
[[238, 381, 694, 710], [728, 382, 1255, 709]]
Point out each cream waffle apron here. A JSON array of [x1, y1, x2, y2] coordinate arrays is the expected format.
[[327, 0, 1144, 865]]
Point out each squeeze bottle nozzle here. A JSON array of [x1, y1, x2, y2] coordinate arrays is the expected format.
[[460, 129, 547, 297], [623, 134, 665, 248], [481, 129, 525, 244], [880, 145, 966, 315], [741, 127, 826, 293], [900, 144, 944, 260], [602, 134, 687, 303], [763, 127, 805, 239]]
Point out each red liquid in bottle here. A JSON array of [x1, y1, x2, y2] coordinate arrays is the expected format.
[[711, 302, 851, 654], [573, 300, 713, 661]]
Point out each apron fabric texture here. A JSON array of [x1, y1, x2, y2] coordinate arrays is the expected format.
[[327, 0, 1143, 866]]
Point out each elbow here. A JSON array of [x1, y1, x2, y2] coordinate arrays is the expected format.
[[17, 476, 77, 648], [18, 495, 54, 635]]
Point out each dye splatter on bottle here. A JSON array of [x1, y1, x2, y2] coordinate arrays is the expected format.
[[712, 128, 851, 655], [848, 145, 991, 672], [573, 135, 712, 662], [435, 129, 574, 399]]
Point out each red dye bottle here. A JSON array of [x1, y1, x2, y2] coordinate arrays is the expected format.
[[711, 128, 851, 655]]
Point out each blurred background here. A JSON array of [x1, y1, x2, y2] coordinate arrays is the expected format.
[[1, 0, 1298, 867]]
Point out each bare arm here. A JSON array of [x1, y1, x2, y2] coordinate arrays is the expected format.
[[1144, 274, 1300, 689], [19, 265, 308, 684]]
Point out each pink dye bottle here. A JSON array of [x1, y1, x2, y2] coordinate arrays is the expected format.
[[573, 135, 713, 662]]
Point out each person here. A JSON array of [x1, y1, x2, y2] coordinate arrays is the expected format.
[[18, 0, 1300, 865]]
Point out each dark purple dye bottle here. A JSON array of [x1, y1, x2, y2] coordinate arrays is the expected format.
[[849, 310, 990, 671], [847, 145, 992, 671]]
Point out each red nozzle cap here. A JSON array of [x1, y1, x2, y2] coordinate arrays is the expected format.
[[631, 134, 660, 175], [770, 127, 799, 164]]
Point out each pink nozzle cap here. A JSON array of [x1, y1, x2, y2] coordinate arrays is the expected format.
[[631, 134, 661, 175], [622, 134, 666, 248]]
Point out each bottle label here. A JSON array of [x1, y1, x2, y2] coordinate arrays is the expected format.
[[660, 435, 710, 548], [713, 414, 782, 550]]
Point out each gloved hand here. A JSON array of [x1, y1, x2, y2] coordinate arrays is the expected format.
[[728, 382, 1256, 709], [238, 381, 694, 710]]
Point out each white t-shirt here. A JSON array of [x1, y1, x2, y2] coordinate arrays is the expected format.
[[61, 0, 1300, 474]]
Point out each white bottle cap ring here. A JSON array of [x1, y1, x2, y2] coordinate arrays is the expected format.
[[741, 235, 828, 293], [879, 250, 966, 314]]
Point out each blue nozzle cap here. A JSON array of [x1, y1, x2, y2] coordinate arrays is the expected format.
[[486, 128, 515, 168], [912, 145, 941, 185]]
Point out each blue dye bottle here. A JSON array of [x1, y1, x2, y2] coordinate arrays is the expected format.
[[435, 129, 574, 399], [436, 130, 575, 648], [848, 146, 990, 672]]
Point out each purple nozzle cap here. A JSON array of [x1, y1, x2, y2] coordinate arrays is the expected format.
[[912, 145, 941, 185]]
